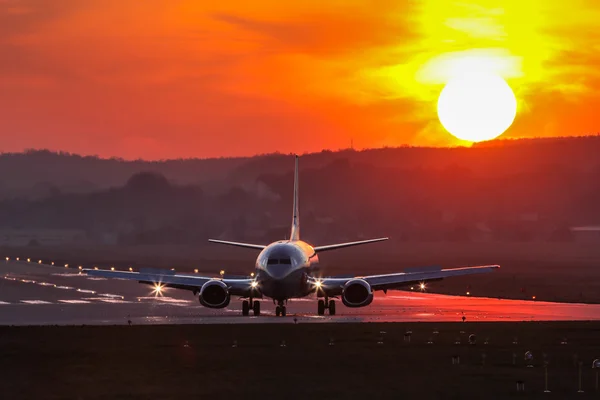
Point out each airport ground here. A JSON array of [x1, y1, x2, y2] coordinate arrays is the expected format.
[[1, 322, 600, 399], [2, 245, 600, 399]]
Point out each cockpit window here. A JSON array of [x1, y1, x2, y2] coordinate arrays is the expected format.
[[267, 257, 292, 265]]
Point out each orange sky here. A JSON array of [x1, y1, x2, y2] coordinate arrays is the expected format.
[[1, 0, 600, 159]]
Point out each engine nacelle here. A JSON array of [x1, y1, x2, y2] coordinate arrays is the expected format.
[[198, 280, 230, 308], [342, 278, 373, 308]]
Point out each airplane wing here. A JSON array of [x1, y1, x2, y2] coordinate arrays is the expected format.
[[315, 265, 499, 295], [208, 239, 266, 250], [313, 237, 389, 253], [83, 268, 255, 296]]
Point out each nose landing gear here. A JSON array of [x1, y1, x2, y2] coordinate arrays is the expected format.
[[275, 300, 287, 317]]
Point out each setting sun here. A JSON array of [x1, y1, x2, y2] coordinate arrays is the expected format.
[[437, 73, 517, 142]]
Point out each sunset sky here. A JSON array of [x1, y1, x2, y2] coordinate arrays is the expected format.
[[2, 0, 600, 159]]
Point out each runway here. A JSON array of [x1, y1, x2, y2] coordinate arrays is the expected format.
[[2, 260, 600, 325]]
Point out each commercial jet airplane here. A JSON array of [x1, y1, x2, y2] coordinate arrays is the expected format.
[[85, 156, 499, 317]]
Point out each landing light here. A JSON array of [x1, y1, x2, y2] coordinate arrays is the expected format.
[[153, 283, 164, 295], [251, 281, 258, 288], [5, 257, 8, 261], [219, 270, 225, 276], [129, 267, 133, 272], [194, 269, 198, 273], [27, 258, 31, 262], [38, 260, 42, 264], [78, 266, 83, 270], [16, 257, 19, 261], [314, 280, 322, 289], [110, 267, 115, 271], [51, 262, 54, 266], [64, 264, 69, 268], [250, 272, 255, 277], [420, 283, 426, 291], [466, 291, 470, 296]]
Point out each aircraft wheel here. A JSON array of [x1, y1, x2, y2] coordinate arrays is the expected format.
[[275, 306, 281, 317], [253, 300, 261, 316], [242, 300, 250, 316], [281, 306, 287, 317], [328, 300, 336, 316], [317, 299, 325, 315]]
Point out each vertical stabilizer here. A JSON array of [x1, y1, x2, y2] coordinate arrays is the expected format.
[[290, 155, 300, 241]]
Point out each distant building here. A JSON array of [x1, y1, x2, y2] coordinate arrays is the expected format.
[[0, 228, 87, 246]]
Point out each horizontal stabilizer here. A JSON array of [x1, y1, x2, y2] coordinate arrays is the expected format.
[[208, 239, 266, 250], [313, 237, 388, 253]]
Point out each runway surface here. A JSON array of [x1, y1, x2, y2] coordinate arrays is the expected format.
[[2, 260, 600, 325]]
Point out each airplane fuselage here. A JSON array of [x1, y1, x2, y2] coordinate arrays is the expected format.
[[254, 240, 319, 301]]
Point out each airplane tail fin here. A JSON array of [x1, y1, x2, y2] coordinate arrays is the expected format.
[[290, 155, 300, 241]]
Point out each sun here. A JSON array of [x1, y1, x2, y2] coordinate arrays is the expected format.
[[437, 73, 517, 142]]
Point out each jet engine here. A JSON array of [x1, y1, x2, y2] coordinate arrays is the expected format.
[[341, 278, 373, 307], [198, 280, 230, 308]]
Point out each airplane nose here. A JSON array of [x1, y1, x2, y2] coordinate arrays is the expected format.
[[265, 265, 290, 279]]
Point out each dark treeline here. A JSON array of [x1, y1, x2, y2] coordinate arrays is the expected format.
[[1, 135, 600, 245]]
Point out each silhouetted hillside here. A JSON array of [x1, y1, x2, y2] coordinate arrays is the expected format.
[[1, 136, 599, 245], [4, 135, 600, 200]]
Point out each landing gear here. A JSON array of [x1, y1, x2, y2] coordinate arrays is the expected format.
[[317, 299, 325, 315], [328, 300, 336, 316], [317, 299, 336, 316], [275, 300, 286, 317], [242, 299, 261, 316], [253, 300, 261, 316]]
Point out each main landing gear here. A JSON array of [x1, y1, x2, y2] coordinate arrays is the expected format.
[[275, 300, 286, 317], [242, 299, 261, 316], [317, 298, 336, 316]]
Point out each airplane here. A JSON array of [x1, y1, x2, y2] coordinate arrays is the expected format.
[[85, 155, 499, 317]]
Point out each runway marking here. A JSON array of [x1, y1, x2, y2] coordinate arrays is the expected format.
[[86, 277, 107, 281], [98, 293, 125, 299], [83, 297, 131, 304], [76, 289, 96, 294], [21, 300, 53, 304], [58, 300, 91, 304], [136, 296, 192, 304], [0, 301, 10, 305], [55, 286, 73, 290]]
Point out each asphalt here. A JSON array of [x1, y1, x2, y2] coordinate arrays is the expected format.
[[2, 260, 600, 325]]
